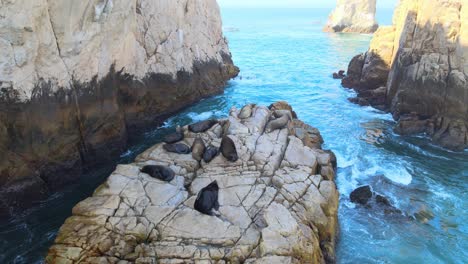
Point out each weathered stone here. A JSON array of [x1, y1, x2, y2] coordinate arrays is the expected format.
[[0, 0, 239, 215], [46, 102, 338, 263], [324, 0, 379, 33], [343, 0, 468, 151], [350, 185, 373, 205]]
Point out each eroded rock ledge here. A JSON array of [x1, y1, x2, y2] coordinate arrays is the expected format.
[[342, 0, 467, 151], [46, 102, 339, 264]]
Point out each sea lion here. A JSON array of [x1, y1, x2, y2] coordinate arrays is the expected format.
[[163, 143, 191, 154], [238, 104, 255, 119], [194, 181, 220, 215], [164, 126, 184, 144], [140, 165, 175, 182], [203, 146, 219, 163], [191, 138, 206, 161], [188, 120, 218, 133], [273, 110, 293, 121], [220, 136, 238, 162], [265, 114, 290, 133]]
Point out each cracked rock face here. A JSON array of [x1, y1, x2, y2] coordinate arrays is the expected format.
[[46, 102, 339, 264], [324, 0, 378, 34], [0, 0, 239, 215], [342, 0, 467, 151]]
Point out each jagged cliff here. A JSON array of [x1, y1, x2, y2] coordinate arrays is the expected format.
[[342, 0, 467, 151], [324, 0, 379, 33], [0, 0, 239, 215]]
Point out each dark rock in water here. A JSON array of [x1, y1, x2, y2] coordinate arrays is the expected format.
[[189, 120, 218, 133], [414, 206, 435, 224], [140, 165, 175, 182], [375, 194, 392, 207], [194, 181, 220, 215], [332, 70, 346, 79], [220, 136, 238, 162], [164, 132, 184, 144], [348, 97, 370, 106], [350, 185, 372, 205], [191, 138, 206, 161], [203, 146, 219, 163], [163, 143, 191, 154]]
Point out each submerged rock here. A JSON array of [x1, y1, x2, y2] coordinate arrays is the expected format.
[[350, 185, 373, 205], [46, 102, 339, 263]]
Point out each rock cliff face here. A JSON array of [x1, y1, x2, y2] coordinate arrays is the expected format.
[[46, 102, 339, 264], [342, 0, 467, 151], [0, 0, 239, 215], [324, 0, 379, 33]]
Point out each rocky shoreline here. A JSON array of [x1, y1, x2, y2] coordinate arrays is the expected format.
[[46, 102, 339, 264], [0, 0, 239, 217], [341, 0, 467, 151]]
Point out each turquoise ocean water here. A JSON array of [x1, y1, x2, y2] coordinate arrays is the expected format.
[[1, 8, 467, 264]]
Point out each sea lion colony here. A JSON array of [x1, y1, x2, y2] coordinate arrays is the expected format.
[[141, 104, 296, 215]]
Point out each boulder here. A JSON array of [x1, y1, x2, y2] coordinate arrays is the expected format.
[[350, 185, 372, 205], [46, 102, 339, 263], [324, 0, 379, 33]]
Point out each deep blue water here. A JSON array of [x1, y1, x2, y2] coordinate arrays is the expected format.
[[1, 8, 467, 264]]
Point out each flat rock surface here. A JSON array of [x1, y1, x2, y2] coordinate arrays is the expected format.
[[46, 102, 339, 264]]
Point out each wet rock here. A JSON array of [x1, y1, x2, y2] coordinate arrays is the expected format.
[[47, 102, 339, 263], [350, 185, 372, 205], [332, 70, 346, 79]]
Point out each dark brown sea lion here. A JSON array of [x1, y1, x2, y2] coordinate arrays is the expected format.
[[188, 120, 218, 133], [220, 136, 238, 162], [164, 126, 184, 144], [163, 143, 191, 154], [140, 165, 175, 182], [238, 104, 255, 119], [203, 146, 219, 163], [191, 138, 206, 161], [194, 181, 220, 215], [265, 114, 290, 133]]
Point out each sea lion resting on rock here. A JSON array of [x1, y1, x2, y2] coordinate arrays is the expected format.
[[238, 104, 256, 119], [191, 138, 206, 161], [140, 165, 175, 182], [194, 181, 220, 215], [265, 113, 291, 133], [163, 143, 191, 154], [220, 136, 238, 162], [189, 120, 218, 133], [273, 110, 293, 121], [203, 146, 219, 163], [164, 126, 184, 144]]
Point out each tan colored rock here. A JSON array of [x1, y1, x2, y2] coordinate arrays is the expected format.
[[46, 102, 338, 263], [0, 0, 239, 214], [343, 0, 468, 151], [324, 0, 379, 33]]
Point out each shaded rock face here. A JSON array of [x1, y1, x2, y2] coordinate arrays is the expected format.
[[342, 0, 468, 151], [0, 0, 239, 216], [324, 0, 379, 33], [46, 102, 339, 264]]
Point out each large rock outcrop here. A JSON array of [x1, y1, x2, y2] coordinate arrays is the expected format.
[[46, 102, 339, 264], [0, 0, 239, 215], [324, 0, 379, 34], [342, 0, 467, 151]]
